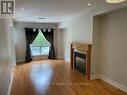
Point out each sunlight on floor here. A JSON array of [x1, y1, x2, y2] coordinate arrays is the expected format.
[[30, 63, 53, 94]]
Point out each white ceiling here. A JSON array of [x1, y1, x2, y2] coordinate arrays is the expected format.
[[14, 0, 122, 23]]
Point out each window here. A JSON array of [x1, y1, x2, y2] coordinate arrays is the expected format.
[[30, 31, 50, 56]]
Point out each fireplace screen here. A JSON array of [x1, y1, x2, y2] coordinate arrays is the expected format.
[[74, 51, 86, 75]]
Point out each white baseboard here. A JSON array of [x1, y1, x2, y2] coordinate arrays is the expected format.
[[90, 74, 127, 93], [100, 75, 127, 93], [7, 71, 14, 95], [90, 75, 100, 80]]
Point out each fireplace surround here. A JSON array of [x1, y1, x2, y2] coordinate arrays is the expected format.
[[70, 42, 92, 80]]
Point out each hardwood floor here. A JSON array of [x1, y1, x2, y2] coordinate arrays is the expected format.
[[11, 60, 127, 95]]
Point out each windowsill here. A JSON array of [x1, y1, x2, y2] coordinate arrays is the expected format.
[[33, 54, 48, 57], [33, 55, 49, 60]]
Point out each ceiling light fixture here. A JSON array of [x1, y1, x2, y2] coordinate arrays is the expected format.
[[21, 8, 24, 11], [88, 2, 92, 6], [10, 24, 13, 28], [106, 0, 125, 3], [38, 17, 45, 20]]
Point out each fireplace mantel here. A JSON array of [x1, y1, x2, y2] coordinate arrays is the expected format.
[[70, 42, 92, 80]]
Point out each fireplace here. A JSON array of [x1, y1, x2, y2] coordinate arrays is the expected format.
[[70, 43, 92, 80], [74, 51, 86, 75]]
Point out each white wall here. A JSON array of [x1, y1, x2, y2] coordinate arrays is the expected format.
[[0, 18, 15, 95], [57, 29, 64, 59], [14, 22, 64, 62], [91, 17, 101, 77], [62, 27, 72, 61], [59, 2, 127, 76], [59, 6, 127, 91], [99, 9, 127, 88]]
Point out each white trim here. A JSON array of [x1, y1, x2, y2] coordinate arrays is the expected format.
[[33, 55, 48, 60], [7, 71, 14, 95], [100, 75, 127, 93], [90, 75, 100, 80]]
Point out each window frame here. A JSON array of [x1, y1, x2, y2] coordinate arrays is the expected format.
[[30, 31, 50, 56], [30, 45, 50, 56]]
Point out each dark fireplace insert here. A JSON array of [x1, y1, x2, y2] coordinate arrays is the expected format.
[[74, 51, 86, 75]]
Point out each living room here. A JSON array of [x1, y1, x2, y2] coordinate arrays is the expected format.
[[0, 0, 127, 95]]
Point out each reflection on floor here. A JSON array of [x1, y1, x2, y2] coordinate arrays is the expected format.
[[11, 60, 127, 95], [30, 63, 53, 93]]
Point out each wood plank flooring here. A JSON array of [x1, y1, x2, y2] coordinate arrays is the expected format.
[[11, 60, 127, 95]]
